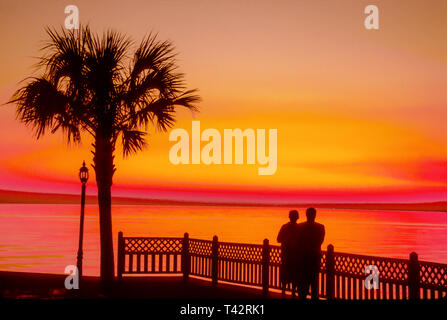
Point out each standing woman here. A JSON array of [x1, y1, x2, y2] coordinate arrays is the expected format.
[[277, 210, 300, 296]]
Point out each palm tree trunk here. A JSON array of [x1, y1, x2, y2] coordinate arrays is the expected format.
[[93, 135, 115, 291]]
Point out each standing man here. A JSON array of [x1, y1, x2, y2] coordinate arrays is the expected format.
[[297, 207, 325, 300], [277, 209, 300, 296]]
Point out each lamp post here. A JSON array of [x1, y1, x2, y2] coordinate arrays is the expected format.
[[77, 161, 89, 277]]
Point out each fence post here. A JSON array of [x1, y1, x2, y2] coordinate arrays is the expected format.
[[117, 231, 124, 280], [212, 235, 219, 287], [262, 238, 270, 295], [182, 232, 190, 282], [408, 252, 420, 300], [326, 244, 335, 299]]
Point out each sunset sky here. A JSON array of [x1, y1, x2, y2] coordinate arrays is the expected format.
[[0, 0, 446, 204]]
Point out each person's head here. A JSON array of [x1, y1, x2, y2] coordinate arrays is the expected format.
[[289, 210, 299, 223], [306, 207, 317, 222]]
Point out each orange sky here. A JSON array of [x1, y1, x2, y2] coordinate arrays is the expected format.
[[0, 0, 447, 203]]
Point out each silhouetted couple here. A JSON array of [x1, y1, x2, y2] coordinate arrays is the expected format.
[[277, 208, 325, 299]]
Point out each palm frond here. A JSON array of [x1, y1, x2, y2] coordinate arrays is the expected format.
[[9, 77, 70, 139], [40, 27, 88, 89], [130, 34, 176, 83], [120, 33, 200, 133], [172, 89, 201, 112], [121, 128, 147, 157]]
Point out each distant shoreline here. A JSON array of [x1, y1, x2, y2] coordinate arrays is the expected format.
[[1, 189, 447, 212]]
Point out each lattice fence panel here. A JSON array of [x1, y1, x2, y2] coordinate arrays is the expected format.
[[219, 242, 263, 263], [269, 245, 281, 265], [334, 253, 408, 282], [320, 251, 327, 271], [124, 237, 182, 254], [189, 239, 212, 257], [420, 261, 447, 288]]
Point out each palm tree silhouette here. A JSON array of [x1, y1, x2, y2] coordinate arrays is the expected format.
[[9, 26, 200, 288]]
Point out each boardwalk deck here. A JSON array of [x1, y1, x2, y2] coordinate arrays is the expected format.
[[0, 271, 284, 299]]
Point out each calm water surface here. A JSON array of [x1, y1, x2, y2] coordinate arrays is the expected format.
[[1, 204, 447, 275]]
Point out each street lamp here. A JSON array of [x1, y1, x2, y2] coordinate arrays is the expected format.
[[77, 161, 89, 277]]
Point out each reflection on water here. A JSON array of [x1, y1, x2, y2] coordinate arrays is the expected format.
[[0, 204, 446, 275]]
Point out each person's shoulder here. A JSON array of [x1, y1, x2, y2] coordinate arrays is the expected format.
[[280, 222, 291, 229], [315, 222, 325, 229]]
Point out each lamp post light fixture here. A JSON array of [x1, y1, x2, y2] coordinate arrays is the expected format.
[[77, 161, 89, 277]]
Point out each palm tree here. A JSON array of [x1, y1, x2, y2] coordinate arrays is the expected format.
[[9, 26, 200, 288]]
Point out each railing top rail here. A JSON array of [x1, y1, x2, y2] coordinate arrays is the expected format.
[[189, 238, 213, 244], [419, 259, 447, 267], [218, 240, 264, 248], [123, 236, 183, 241], [333, 250, 410, 264]]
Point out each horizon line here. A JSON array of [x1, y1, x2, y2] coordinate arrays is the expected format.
[[1, 188, 447, 212]]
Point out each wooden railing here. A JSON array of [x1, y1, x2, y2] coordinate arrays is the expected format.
[[117, 232, 447, 299]]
